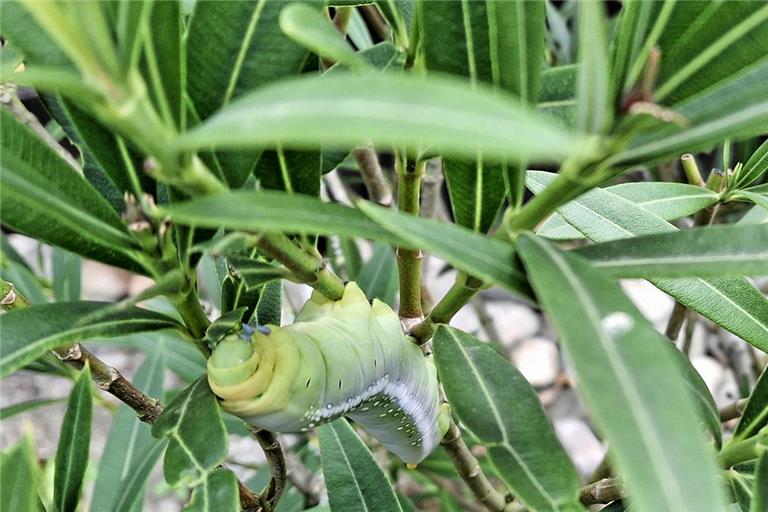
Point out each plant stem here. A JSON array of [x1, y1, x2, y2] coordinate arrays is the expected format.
[[720, 398, 748, 422], [354, 145, 394, 207], [256, 233, 345, 301], [719, 430, 768, 468], [172, 284, 212, 356], [1, 279, 263, 510], [247, 427, 287, 510], [579, 478, 625, 506], [441, 419, 515, 512], [503, 166, 588, 234], [396, 155, 425, 320], [411, 274, 484, 344]]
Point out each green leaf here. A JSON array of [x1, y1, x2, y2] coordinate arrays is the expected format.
[[0, 302, 183, 377], [357, 201, 532, 300], [613, 56, 768, 167], [752, 449, 768, 512], [575, 224, 768, 278], [356, 243, 398, 307], [183, 468, 239, 512], [668, 348, 722, 449], [279, 3, 367, 70], [0, 435, 40, 512], [434, 326, 582, 512], [516, 234, 725, 512], [736, 139, 768, 189], [257, 280, 283, 327], [418, 0, 545, 101], [143, 0, 183, 129], [54, 364, 93, 512], [576, 0, 611, 133], [110, 440, 168, 512], [538, 65, 577, 129], [91, 350, 166, 511], [186, 0, 308, 186], [734, 366, 768, 442], [0, 1, 73, 68], [527, 171, 768, 351], [254, 149, 322, 196], [0, 259, 49, 306], [654, 1, 768, 104], [227, 256, 288, 290], [52, 247, 81, 301], [164, 190, 402, 244], [0, 109, 146, 274], [176, 72, 590, 165], [443, 158, 505, 233], [539, 182, 719, 240], [0, 398, 63, 420], [318, 418, 403, 512], [151, 377, 228, 486]]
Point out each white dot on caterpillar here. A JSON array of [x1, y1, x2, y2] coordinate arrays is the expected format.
[[326, 403, 332, 409]]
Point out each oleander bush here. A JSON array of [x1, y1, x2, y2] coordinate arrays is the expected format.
[[1, 1, 767, 511]]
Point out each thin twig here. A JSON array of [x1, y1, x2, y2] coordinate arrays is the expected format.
[[354, 145, 394, 207], [284, 450, 324, 507], [247, 427, 288, 509], [0, 83, 83, 172], [395, 155, 425, 322], [411, 274, 485, 344], [419, 470, 486, 512], [579, 478, 625, 506], [441, 419, 516, 512], [1, 280, 263, 510], [720, 398, 749, 423]]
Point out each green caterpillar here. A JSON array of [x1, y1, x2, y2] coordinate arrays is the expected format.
[[207, 282, 449, 464]]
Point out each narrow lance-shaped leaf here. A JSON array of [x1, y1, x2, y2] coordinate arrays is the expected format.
[[186, 0, 309, 186], [110, 440, 168, 512], [539, 182, 719, 240], [517, 233, 725, 512], [527, 171, 768, 351], [163, 190, 403, 245], [0, 109, 146, 274], [54, 363, 93, 512], [176, 72, 591, 165], [434, 326, 583, 512], [735, 139, 768, 189], [752, 449, 768, 512], [576, 0, 611, 134], [575, 224, 768, 278], [0, 302, 184, 377], [357, 243, 398, 307], [0, 435, 40, 512], [318, 418, 403, 512], [183, 469, 239, 512], [151, 377, 228, 486], [357, 201, 532, 300], [733, 365, 768, 442], [279, 3, 367, 70], [91, 350, 167, 511]]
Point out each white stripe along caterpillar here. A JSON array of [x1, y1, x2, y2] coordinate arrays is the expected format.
[[207, 282, 449, 464]]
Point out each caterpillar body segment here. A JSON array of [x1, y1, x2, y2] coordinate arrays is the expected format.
[[207, 282, 449, 464]]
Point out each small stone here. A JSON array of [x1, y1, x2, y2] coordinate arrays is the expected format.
[[620, 279, 674, 330], [690, 355, 725, 394], [486, 302, 541, 344], [81, 261, 132, 301], [554, 418, 606, 477], [512, 337, 560, 387]]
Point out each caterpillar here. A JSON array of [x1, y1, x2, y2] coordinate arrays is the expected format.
[[207, 282, 450, 464]]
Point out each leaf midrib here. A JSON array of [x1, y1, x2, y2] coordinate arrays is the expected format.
[[535, 237, 690, 511]]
